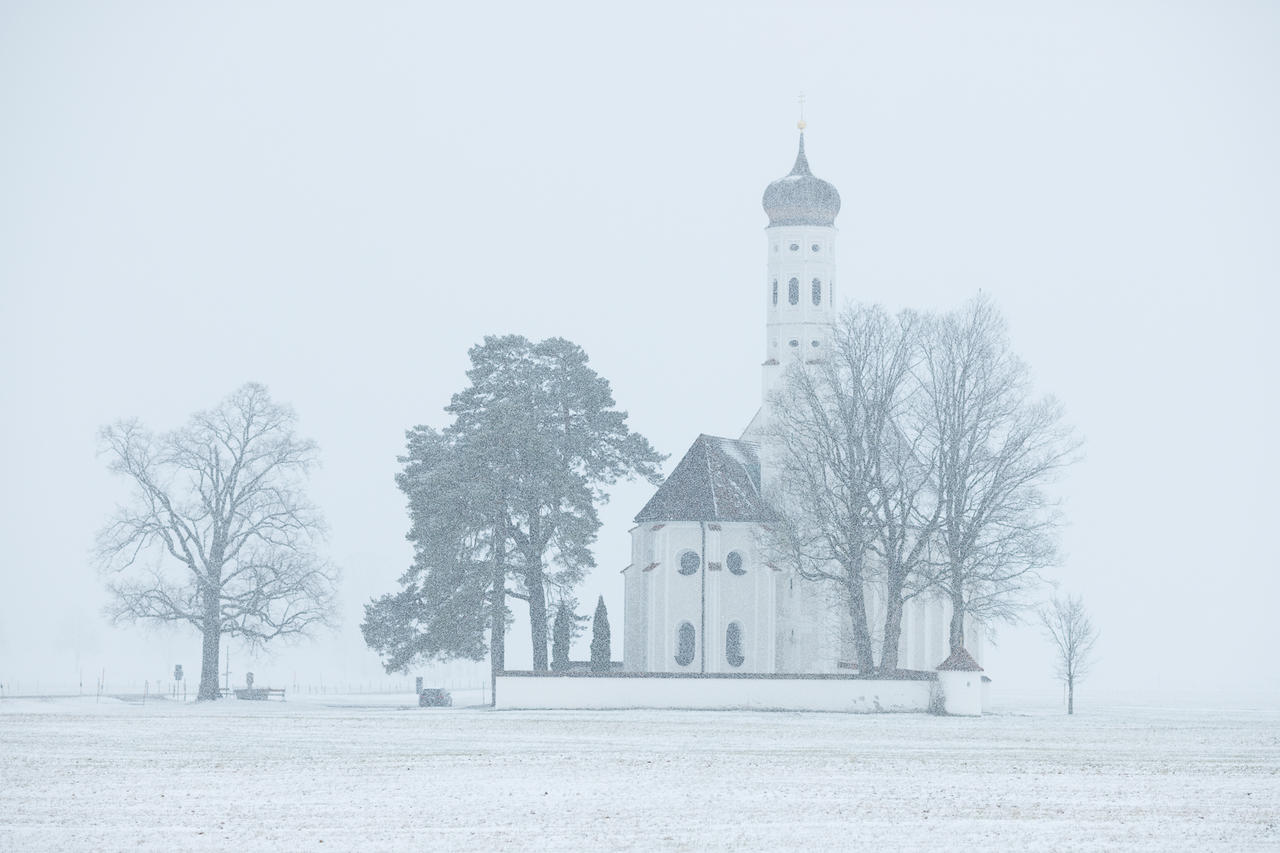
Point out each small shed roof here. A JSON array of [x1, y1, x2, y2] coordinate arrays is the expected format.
[[936, 647, 984, 672]]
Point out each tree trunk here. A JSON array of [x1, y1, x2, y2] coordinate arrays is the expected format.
[[489, 521, 508, 704], [197, 595, 222, 701], [949, 585, 966, 655], [526, 567, 548, 672], [846, 580, 876, 673], [490, 556, 505, 681], [1067, 675, 1074, 715], [880, 586, 904, 674]]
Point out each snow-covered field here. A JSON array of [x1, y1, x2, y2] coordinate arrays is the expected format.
[[2, 693, 1277, 851]]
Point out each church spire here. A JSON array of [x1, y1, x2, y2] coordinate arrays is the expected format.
[[790, 133, 812, 177]]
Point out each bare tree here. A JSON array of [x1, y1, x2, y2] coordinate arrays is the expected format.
[[921, 295, 1080, 655], [764, 305, 938, 673], [96, 383, 338, 700], [1039, 594, 1098, 714]]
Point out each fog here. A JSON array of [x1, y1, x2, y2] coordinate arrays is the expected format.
[[2, 2, 1276, 699]]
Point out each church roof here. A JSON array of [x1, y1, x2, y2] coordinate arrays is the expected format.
[[762, 133, 841, 227], [634, 434, 775, 524]]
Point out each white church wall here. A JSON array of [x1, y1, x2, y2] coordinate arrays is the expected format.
[[626, 521, 780, 674], [495, 674, 934, 713], [622, 527, 648, 672], [774, 571, 843, 674], [703, 522, 773, 674]]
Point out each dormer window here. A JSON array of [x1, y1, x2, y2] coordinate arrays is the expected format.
[[788, 278, 799, 305]]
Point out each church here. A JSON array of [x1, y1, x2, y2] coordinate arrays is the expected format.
[[621, 128, 985, 676]]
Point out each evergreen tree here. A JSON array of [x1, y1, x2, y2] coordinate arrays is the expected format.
[[551, 602, 573, 672], [362, 427, 502, 675], [590, 596, 611, 673], [363, 335, 663, 678], [443, 336, 663, 671]]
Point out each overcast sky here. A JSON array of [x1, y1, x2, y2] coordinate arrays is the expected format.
[[2, 2, 1276, 699]]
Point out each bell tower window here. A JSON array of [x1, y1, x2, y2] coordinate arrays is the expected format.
[[788, 278, 799, 305]]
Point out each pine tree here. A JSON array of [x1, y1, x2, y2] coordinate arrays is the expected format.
[[590, 596, 611, 673], [363, 335, 663, 679], [551, 602, 573, 672], [441, 336, 663, 671]]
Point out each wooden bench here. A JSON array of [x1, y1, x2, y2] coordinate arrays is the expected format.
[[233, 687, 286, 701]]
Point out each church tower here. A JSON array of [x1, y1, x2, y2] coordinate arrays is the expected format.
[[759, 128, 841, 400]]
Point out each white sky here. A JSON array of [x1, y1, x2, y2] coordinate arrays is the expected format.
[[2, 2, 1277, 698]]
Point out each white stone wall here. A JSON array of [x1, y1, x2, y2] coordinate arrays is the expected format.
[[495, 674, 934, 713]]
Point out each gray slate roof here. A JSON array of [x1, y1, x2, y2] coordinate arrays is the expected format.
[[761, 133, 841, 227], [634, 434, 775, 523]]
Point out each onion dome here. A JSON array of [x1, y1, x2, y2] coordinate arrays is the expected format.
[[762, 133, 841, 227]]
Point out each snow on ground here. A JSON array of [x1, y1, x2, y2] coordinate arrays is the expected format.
[[2, 694, 1277, 851]]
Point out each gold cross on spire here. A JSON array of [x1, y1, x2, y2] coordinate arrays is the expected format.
[[797, 92, 807, 131]]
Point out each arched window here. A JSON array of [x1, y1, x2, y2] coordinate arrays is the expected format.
[[678, 550, 700, 575], [726, 551, 746, 576], [676, 622, 696, 667], [726, 622, 744, 668], [812, 278, 822, 306], [788, 278, 799, 305], [771, 279, 778, 306]]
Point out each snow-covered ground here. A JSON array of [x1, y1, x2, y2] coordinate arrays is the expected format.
[[2, 693, 1277, 851]]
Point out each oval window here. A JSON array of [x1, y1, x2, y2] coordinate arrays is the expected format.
[[676, 622, 696, 667], [726, 622, 744, 668], [788, 278, 799, 305], [678, 550, 700, 575], [811, 243, 820, 252], [789, 242, 799, 252], [726, 551, 745, 575], [788, 339, 799, 348], [811, 278, 821, 306]]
